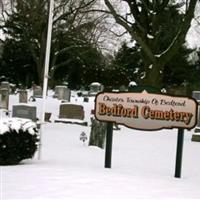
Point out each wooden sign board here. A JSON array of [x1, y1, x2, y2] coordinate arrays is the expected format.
[[95, 91, 197, 131]]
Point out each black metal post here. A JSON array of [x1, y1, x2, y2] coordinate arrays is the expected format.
[[105, 122, 113, 168], [175, 128, 184, 178]]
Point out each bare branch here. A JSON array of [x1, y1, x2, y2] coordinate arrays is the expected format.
[[104, 0, 156, 63], [109, 29, 127, 37], [160, 0, 198, 64], [53, 0, 96, 25]]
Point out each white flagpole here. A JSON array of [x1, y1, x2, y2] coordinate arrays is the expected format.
[[38, 0, 54, 159]]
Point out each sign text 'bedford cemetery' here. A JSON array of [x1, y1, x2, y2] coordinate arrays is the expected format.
[[95, 91, 197, 130]]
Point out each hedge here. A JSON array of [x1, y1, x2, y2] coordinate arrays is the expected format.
[[0, 118, 39, 165]]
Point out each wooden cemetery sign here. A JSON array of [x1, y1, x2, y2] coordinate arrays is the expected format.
[[94, 91, 198, 178], [95, 91, 197, 130]]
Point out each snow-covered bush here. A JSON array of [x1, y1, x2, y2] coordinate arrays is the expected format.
[[0, 118, 39, 165]]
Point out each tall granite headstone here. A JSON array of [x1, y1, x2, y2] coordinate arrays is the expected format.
[[0, 88, 9, 109]]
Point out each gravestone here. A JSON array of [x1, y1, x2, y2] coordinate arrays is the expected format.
[[192, 91, 200, 101], [0, 88, 9, 109], [65, 88, 71, 101], [55, 103, 87, 126], [89, 118, 107, 149], [83, 97, 89, 102], [54, 86, 71, 101], [12, 105, 37, 122], [192, 91, 200, 141], [53, 86, 60, 98], [195, 106, 200, 127], [10, 83, 16, 94], [1, 81, 10, 91], [192, 91, 200, 127], [45, 112, 51, 122], [88, 82, 103, 96], [59, 104, 84, 120], [33, 86, 42, 98], [18, 90, 28, 103]]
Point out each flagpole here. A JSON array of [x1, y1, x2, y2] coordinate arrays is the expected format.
[[38, 0, 54, 159]]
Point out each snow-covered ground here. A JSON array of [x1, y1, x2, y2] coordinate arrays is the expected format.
[[1, 90, 200, 200]]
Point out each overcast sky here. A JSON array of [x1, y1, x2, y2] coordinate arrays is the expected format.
[[0, 1, 199, 52]]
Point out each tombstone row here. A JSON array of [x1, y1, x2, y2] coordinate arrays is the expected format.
[[32, 85, 71, 102], [12, 103, 87, 126]]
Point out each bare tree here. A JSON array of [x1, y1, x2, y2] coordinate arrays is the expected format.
[[103, 0, 198, 88], [188, 1, 200, 48], [0, 0, 107, 85]]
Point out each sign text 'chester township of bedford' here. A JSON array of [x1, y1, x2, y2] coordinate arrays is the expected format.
[[94, 91, 197, 130]]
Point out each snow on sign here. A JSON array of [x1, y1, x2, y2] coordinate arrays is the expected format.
[[95, 91, 198, 131]]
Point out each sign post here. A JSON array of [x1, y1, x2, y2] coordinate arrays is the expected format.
[[105, 122, 113, 168], [175, 128, 184, 178]]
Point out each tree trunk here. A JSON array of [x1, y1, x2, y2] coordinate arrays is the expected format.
[[141, 63, 164, 89], [104, 0, 198, 90]]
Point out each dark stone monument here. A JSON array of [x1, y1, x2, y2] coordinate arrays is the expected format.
[[89, 118, 107, 149], [45, 112, 51, 122], [191, 133, 200, 142], [83, 97, 89, 102]]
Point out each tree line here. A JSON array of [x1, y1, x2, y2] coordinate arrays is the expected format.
[[0, 0, 200, 94]]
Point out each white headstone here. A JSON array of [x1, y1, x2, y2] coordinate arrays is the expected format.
[[54, 86, 71, 101], [89, 82, 103, 96]]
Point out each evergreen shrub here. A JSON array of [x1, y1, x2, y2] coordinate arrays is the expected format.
[[0, 119, 39, 165]]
